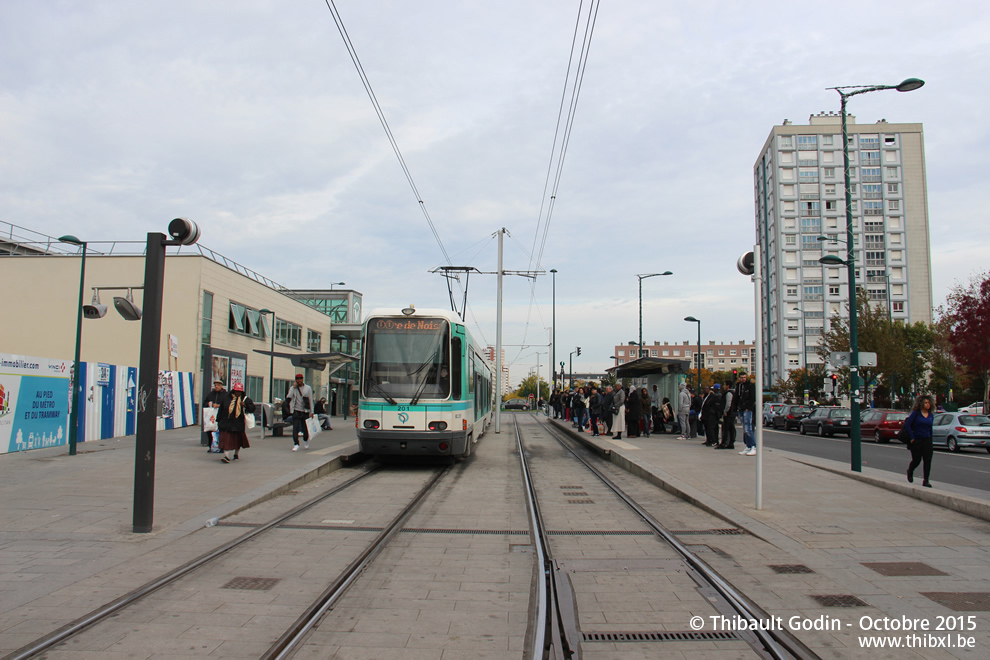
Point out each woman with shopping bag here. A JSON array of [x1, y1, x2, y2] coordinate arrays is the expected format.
[[216, 382, 255, 464]]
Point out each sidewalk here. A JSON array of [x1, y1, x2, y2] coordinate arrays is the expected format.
[[0, 420, 359, 655]]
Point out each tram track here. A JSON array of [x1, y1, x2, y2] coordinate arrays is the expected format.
[[5, 462, 450, 660], [513, 413, 819, 660]]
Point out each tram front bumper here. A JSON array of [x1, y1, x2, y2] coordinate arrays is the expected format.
[[357, 429, 469, 456]]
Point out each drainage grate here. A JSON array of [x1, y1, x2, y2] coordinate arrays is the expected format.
[[559, 485, 584, 489], [547, 530, 654, 536], [810, 594, 869, 607], [403, 528, 529, 536], [281, 524, 386, 532], [567, 499, 595, 504], [222, 577, 280, 591], [673, 528, 744, 536], [583, 631, 738, 643], [562, 491, 588, 496], [921, 592, 990, 612], [770, 564, 815, 574], [862, 562, 948, 577]]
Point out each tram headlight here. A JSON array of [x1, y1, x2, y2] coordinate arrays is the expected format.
[[363, 420, 380, 429], [428, 421, 447, 431]]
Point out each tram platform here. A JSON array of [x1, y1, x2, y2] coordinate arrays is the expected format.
[[1, 415, 988, 657]]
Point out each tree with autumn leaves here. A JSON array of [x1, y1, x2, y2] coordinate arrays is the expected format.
[[812, 271, 990, 409], [816, 288, 934, 407], [943, 270, 990, 410]]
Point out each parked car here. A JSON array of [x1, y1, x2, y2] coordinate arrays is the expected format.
[[958, 402, 986, 414], [931, 412, 990, 453], [799, 407, 853, 437], [762, 402, 787, 426], [859, 409, 908, 443], [772, 404, 813, 431], [503, 398, 530, 410]]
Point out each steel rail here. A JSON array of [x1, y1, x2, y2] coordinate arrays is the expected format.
[[5, 466, 380, 660], [538, 417, 818, 660], [263, 465, 450, 660], [513, 416, 578, 660]]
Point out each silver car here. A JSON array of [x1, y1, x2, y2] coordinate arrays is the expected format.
[[931, 412, 990, 453]]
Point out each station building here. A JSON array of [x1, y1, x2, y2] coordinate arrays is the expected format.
[[0, 223, 362, 429]]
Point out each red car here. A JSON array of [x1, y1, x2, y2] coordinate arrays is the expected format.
[[859, 409, 908, 443]]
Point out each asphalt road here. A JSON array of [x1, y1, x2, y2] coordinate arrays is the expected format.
[[759, 424, 990, 493]]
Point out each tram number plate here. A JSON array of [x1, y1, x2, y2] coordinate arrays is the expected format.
[[396, 406, 409, 411]]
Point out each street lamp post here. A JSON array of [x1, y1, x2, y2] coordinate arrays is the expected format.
[[59, 235, 87, 457], [684, 317, 701, 392], [550, 269, 557, 390], [823, 76, 923, 472], [637, 271, 672, 352], [337, 334, 350, 420], [329, 282, 345, 290], [259, 308, 276, 434], [790, 306, 810, 403], [259, 309, 276, 405]]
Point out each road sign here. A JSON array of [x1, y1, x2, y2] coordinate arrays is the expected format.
[[829, 351, 878, 368]]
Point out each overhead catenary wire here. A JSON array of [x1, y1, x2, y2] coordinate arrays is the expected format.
[[530, 0, 602, 274], [322, 0, 451, 267], [510, 0, 600, 380]]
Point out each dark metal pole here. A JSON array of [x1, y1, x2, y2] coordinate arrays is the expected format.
[[268, 314, 275, 405], [68, 243, 87, 456], [638, 276, 643, 352], [697, 324, 701, 392], [133, 232, 167, 533], [840, 93, 863, 472]]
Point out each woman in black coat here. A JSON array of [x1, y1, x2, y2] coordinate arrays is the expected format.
[[216, 383, 255, 464], [625, 387, 642, 438]]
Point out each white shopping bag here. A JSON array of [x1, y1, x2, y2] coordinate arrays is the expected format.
[[305, 415, 322, 439], [203, 407, 218, 432]]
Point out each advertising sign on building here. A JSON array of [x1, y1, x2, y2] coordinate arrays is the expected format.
[[0, 353, 71, 455], [229, 358, 246, 391]]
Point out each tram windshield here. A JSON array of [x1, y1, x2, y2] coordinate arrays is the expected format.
[[363, 317, 450, 401]]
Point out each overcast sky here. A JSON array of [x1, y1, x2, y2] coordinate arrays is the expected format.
[[2, 1, 987, 384]]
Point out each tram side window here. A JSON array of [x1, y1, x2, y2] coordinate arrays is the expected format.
[[451, 338, 462, 400]]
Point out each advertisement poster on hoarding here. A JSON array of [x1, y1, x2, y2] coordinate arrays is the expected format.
[[229, 358, 246, 391], [0, 353, 71, 455], [212, 356, 229, 388]]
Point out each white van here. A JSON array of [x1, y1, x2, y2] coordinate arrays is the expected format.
[[958, 402, 985, 414]]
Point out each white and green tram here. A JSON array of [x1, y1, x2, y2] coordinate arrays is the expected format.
[[357, 308, 494, 458]]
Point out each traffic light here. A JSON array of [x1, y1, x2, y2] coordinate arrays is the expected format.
[[831, 374, 838, 391], [732, 369, 737, 378], [576, 347, 582, 356]]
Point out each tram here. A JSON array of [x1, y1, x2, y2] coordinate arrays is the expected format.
[[357, 307, 494, 458]]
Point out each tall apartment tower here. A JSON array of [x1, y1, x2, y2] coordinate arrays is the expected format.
[[753, 113, 932, 387]]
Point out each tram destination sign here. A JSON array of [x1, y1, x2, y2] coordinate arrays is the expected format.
[[373, 318, 444, 332]]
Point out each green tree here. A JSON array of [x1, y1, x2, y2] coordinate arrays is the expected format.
[[816, 288, 934, 407], [515, 373, 549, 401], [772, 364, 829, 402]]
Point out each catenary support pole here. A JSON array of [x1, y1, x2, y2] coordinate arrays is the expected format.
[[494, 228, 504, 433]]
